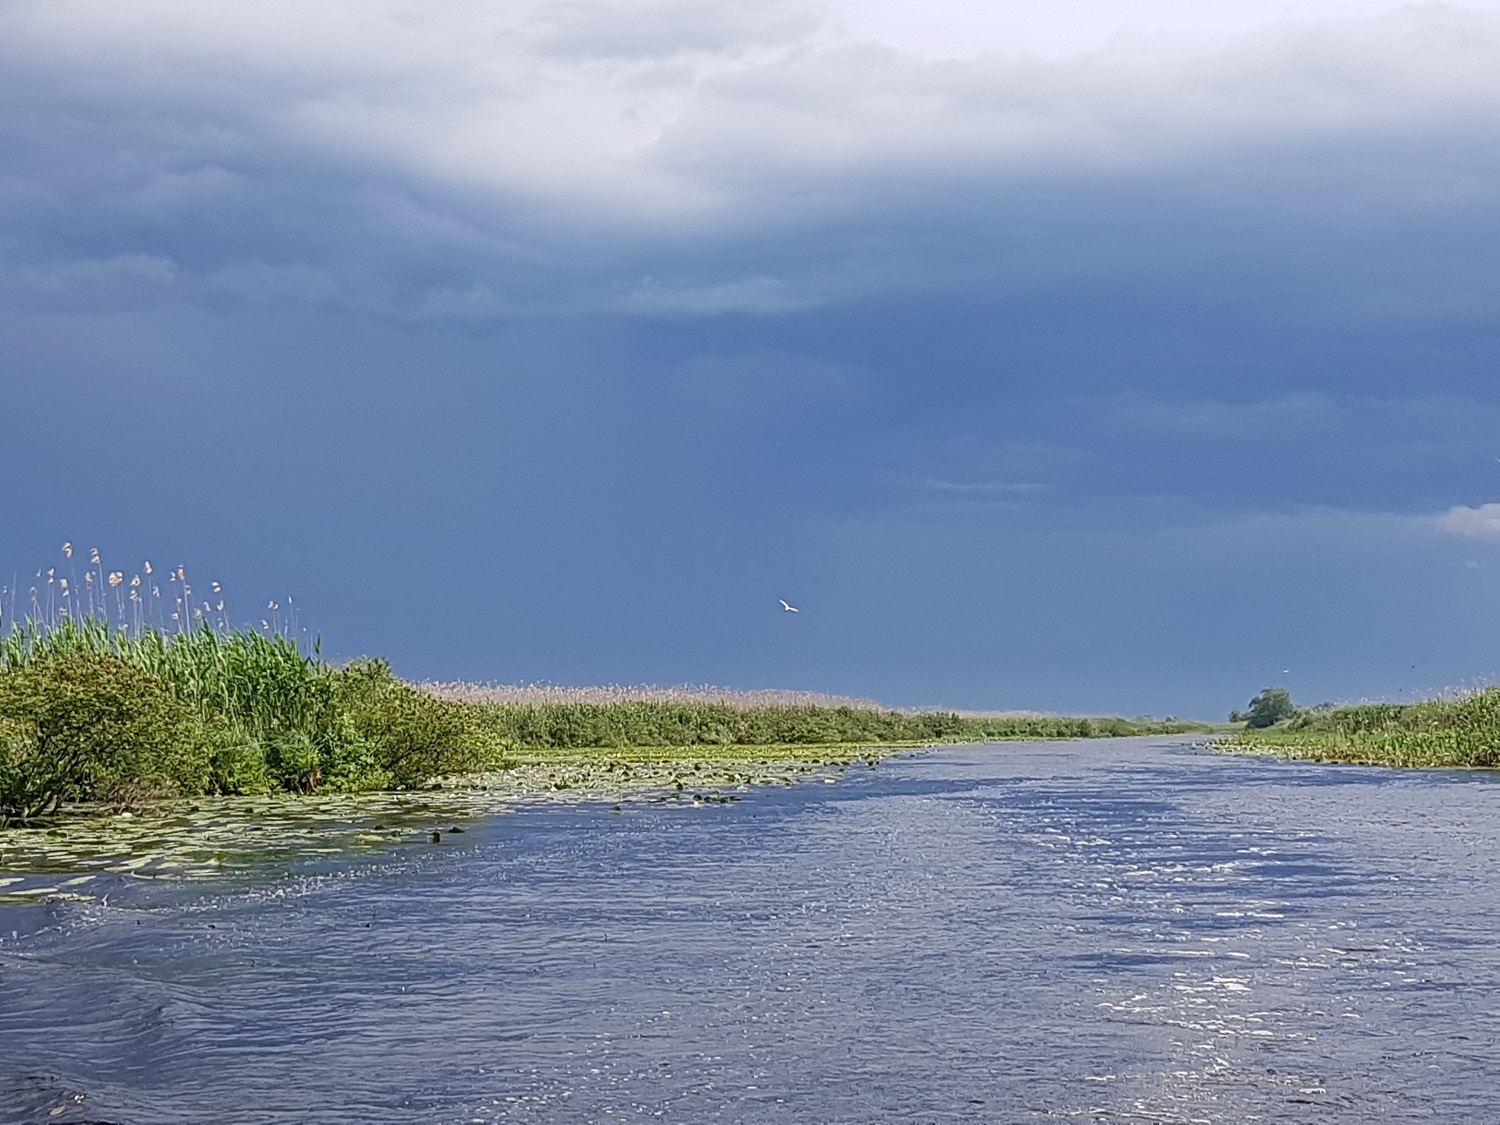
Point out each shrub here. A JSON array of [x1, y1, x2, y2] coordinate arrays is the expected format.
[[0, 653, 206, 822], [332, 659, 502, 788], [469, 701, 1194, 751], [200, 723, 274, 795], [0, 612, 510, 806]]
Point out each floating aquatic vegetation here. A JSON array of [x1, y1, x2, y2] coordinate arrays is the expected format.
[[0, 745, 901, 902]]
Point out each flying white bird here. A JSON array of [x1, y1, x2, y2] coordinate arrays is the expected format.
[[779, 599, 799, 613]]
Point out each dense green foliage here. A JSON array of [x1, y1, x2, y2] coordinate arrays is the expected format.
[[1221, 687, 1500, 768], [477, 701, 965, 748], [0, 653, 201, 820], [1230, 686, 1300, 728], [0, 617, 504, 824], [475, 701, 1206, 752], [958, 714, 1207, 741]]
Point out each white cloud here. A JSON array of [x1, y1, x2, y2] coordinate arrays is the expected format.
[[536, 0, 821, 59], [1436, 502, 1500, 541], [5, 0, 1499, 223], [4, 1, 1500, 318], [829, 0, 1500, 61], [660, 8, 1500, 205]]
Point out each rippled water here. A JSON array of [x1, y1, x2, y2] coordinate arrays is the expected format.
[[2, 737, 1498, 1123]]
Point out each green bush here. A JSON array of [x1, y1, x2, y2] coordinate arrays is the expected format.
[[332, 659, 502, 788], [0, 653, 207, 822], [473, 701, 968, 749], [265, 729, 325, 792]]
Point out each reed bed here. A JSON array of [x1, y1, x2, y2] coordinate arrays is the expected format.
[[1220, 688, 1500, 769], [468, 702, 1209, 752], [474, 701, 966, 749], [418, 681, 885, 709], [1, 548, 501, 824]]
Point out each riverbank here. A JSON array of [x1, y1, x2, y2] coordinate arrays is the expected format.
[[1217, 687, 1500, 769]]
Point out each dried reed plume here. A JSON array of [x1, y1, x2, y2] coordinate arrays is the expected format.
[[1, 543, 304, 650], [415, 680, 888, 711]]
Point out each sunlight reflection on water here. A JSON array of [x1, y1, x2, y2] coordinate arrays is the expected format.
[[1, 737, 1497, 1123]]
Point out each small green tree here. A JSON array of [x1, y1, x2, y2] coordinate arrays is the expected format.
[[1239, 686, 1299, 728]]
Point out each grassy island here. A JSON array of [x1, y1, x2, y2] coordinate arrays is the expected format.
[[1219, 688, 1500, 769]]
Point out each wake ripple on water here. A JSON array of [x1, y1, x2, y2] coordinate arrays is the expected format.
[[1, 737, 1498, 1123]]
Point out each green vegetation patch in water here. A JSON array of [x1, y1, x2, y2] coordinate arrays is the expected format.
[[1217, 688, 1500, 769], [0, 743, 899, 901]]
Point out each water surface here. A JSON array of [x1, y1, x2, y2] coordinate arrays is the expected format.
[[2, 737, 1497, 1122]]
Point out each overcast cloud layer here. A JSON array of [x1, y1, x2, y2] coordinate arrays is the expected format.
[[4, 1, 1500, 715]]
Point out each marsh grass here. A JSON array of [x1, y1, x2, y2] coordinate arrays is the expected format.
[[473, 700, 968, 749], [1, 548, 503, 823], [461, 700, 1210, 758], [1219, 688, 1500, 769]]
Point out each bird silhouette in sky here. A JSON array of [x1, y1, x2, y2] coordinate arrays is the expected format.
[[779, 599, 799, 613]]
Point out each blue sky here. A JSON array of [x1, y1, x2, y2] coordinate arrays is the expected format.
[[4, 0, 1500, 717]]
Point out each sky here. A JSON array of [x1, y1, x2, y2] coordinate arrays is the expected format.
[[4, 0, 1500, 718]]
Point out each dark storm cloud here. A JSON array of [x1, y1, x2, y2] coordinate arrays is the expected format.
[[4, 1, 1500, 713]]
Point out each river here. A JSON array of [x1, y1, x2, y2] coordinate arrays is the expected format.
[[1, 736, 1497, 1122]]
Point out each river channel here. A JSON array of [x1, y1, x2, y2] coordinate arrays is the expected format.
[[1, 736, 1497, 1122]]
